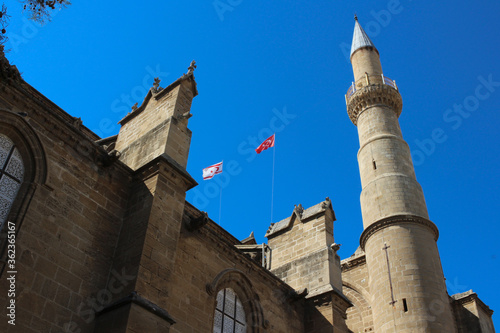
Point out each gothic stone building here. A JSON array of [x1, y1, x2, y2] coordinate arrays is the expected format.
[[0, 19, 495, 333]]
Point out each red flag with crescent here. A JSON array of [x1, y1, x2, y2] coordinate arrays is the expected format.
[[255, 134, 275, 154]]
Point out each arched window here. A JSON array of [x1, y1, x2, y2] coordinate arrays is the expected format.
[[0, 134, 24, 229], [213, 288, 247, 333]]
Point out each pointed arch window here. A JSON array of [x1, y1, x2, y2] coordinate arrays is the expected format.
[[213, 288, 247, 333], [0, 134, 24, 228]]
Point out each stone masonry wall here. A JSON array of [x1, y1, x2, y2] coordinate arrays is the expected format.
[[267, 208, 340, 292], [166, 216, 305, 333], [341, 254, 374, 332], [0, 78, 131, 333], [115, 79, 194, 171]]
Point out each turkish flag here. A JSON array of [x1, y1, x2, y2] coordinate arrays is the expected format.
[[255, 134, 275, 154]]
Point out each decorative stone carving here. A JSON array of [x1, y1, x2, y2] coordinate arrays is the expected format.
[[287, 288, 308, 303], [331, 243, 341, 252], [184, 211, 209, 231], [322, 197, 331, 209], [176, 111, 192, 121], [341, 255, 366, 272], [95, 149, 121, 167], [187, 60, 197, 75], [72, 117, 82, 130], [346, 84, 402, 125], [294, 203, 304, 216], [151, 77, 163, 94]]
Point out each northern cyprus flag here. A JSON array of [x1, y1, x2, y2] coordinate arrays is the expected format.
[[203, 161, 223, 180]]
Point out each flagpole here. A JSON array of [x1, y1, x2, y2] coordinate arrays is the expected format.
[[219, 160, 223, 225], [271, 137, 276, 224], [219, 186, 222, 225]]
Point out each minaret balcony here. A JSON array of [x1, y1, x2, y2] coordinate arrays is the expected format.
[[345, 74, 402, 125], [345, 74, 398, 102]]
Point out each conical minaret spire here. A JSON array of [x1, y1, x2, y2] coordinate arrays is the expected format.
[[344, 17, 456, 333], [350, 15, 377, 58]]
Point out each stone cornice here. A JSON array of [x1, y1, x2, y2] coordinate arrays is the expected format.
[[156, 72, 198, 99], [306, 286, 352, 312], [452, 290, 494, 316], [192, 211, 297, 296], [360, 215, 439, 250], [119, 73, 197, 126], [0, 81, 131, 176], [96, 291, 176, 325], [134, 153, 197, 190], [266, 198, 334, 238], [346, 84, 402, 125], [0, 71, 99, 141], [341, 254, 366, 272]]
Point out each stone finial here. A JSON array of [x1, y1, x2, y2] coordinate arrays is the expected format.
[[72, 117, 83, 130], [187, 60, 197, 75], [322, 197, 331, 209], [131, 102, 138, 111], [153, 77, 160, 89], [294, 204, 304, 216], [151, 77, 163, 94]]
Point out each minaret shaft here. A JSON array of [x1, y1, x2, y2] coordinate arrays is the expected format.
[[351, 48, 383, 83], [346, 19, 455, 333], [357, 104, 429, 228]]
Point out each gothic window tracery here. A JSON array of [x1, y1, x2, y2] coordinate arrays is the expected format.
[[0, 134, 24, 228], [213, 288, 247, 333]]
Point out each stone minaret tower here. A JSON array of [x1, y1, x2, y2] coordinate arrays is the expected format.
[[345, 17, 455, 332]]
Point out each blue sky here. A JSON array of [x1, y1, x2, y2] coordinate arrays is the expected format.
[[4, 0, 500, 326]]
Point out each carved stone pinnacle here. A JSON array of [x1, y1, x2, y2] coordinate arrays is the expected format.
[[187, 60, 197, 75]]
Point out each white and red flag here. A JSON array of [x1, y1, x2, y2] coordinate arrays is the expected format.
[[203, 161, 223, 180], [255, 134, 275, 154]]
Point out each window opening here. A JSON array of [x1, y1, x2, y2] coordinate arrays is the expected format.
[[402, 298, 408, 312], [0, 134, 24, 228], [213, 288, 247, 333]]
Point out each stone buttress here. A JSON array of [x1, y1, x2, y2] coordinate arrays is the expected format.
[[266, 199, 352, 333], [93, 62, 198, 332]]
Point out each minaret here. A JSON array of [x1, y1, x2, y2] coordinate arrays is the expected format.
[[345, 17, 455, 332]]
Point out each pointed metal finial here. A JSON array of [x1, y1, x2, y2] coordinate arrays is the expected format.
[[354, 14, 358, 21]]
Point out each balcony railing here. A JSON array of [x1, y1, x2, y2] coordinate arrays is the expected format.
[[345, 74, 398, 103], [382, 76, 397, 89]]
